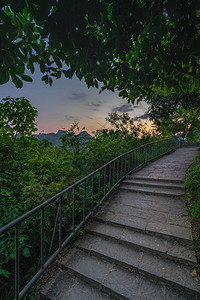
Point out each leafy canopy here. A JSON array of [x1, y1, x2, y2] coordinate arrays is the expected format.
[[1, 1, 200, 103], [151, 107, 200, 139], [0, 96, 38, 137]]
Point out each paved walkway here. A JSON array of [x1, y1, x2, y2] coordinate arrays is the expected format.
[[40, 147, 200, 300]]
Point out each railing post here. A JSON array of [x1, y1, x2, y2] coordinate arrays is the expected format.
[[131, 151, 134, 170], [134, 151, 136, 168], [15, 226, 19, 300], [91, 175, 94, 209], [121, 158, 123, 178], [113, 162, 115, 186], [41, 208, 45, 269], [83, 181, 86, 221], [117, 159, 119, 182], [145, 145, 147, 162], [98, 170, 101, 202], [72, 188, 75, 232], [59, 196, 62, 248], [109, 164, 111, 190], [104, 167, 106, 196]]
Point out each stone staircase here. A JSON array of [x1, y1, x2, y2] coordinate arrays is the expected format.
[[40, 148, 200, 299]]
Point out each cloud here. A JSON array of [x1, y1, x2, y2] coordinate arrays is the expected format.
[[88, 101, 102, 111], [90, 108, 99, 111], [133, 113, 149, 121], [68, 92, 88, 100], [65, 115, 79, 121], [112, 104, 133, 112]]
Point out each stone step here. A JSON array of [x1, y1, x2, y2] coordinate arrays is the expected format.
[[95, 211, 193, 245], [119, 184, 185, 196], [86, 220, 196, 267], [101, 201, 190, 228], [127, 176, 185, 184], [114, 190, 187, 215], [60, 248, 199, 299], [123, 178, 185, 190], [39, 268, 111, 300], [75, 234, 200, 297]]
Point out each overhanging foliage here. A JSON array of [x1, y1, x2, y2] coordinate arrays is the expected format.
[[1, 1, 199, 103]]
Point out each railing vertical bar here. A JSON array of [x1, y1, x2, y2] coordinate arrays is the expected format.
[[41, 208, 45, 269], [72, 188, 75, 232], [48, 206, 59, 258], [59, 196, 62, 248], [98, 170, 101, 202], [131, 151, 133, 170], [142, 147, 144, 163], [109, 164, 111, 190], [83, 181, 86, 221], [139, 148, 140, 165], [145, 145, 147, 162], [135, 150, 137, 167], [15, 225, 19, 300], [117, 159, 119, 182], [104, 167, 106, 196], [121, 157, 123, 178], [124, 155, 127, 175], [141, 148, 143, 164], [113, 162, 115, 186], [91, 175, 94, 209]]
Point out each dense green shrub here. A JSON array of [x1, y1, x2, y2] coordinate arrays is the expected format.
[[185, 151, 200, 269]]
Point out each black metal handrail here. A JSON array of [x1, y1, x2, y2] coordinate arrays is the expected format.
[[0, 137, 180, 299]]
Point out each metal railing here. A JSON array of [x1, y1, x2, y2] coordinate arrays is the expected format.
[[0, 137, 180, 299]]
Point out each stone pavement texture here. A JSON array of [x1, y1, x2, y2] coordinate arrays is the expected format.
[[40, 147, 200, 300]]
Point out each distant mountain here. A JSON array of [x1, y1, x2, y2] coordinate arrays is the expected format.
[[34, 130, 93, 147]]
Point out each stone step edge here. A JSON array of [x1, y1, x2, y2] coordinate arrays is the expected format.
[[122, 180, 185, 190], [61, 248, 199, 299], [119, 185, 184, 197], [127, 176, 185, 184], [94, 217, 193, 246], [58, 262, 127, 300], [85, 229, 195, 267], [39, 292, 52, 300], [39, 268, 112, 300]]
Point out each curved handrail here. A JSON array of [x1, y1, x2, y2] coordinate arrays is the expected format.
[[0, 138, 174, 235]]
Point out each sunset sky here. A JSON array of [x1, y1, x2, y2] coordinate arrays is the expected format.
[[0, 66, 149, 134]]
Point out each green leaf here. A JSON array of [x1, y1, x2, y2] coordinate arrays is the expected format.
[[40, 62, 46, 74], [94, 79, 98, 88], [27, 62, 35, 74], [54, 58, 62, 68], [21, 75, 33, 82], [0, 70, 9, 85], [56, 70, 61, 79], [49, 77, 53, 86], [42, 75, 49, 84], [62, 69, 75, 79], [11, 74, 23, 88], [0, 268, 10, 278]]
